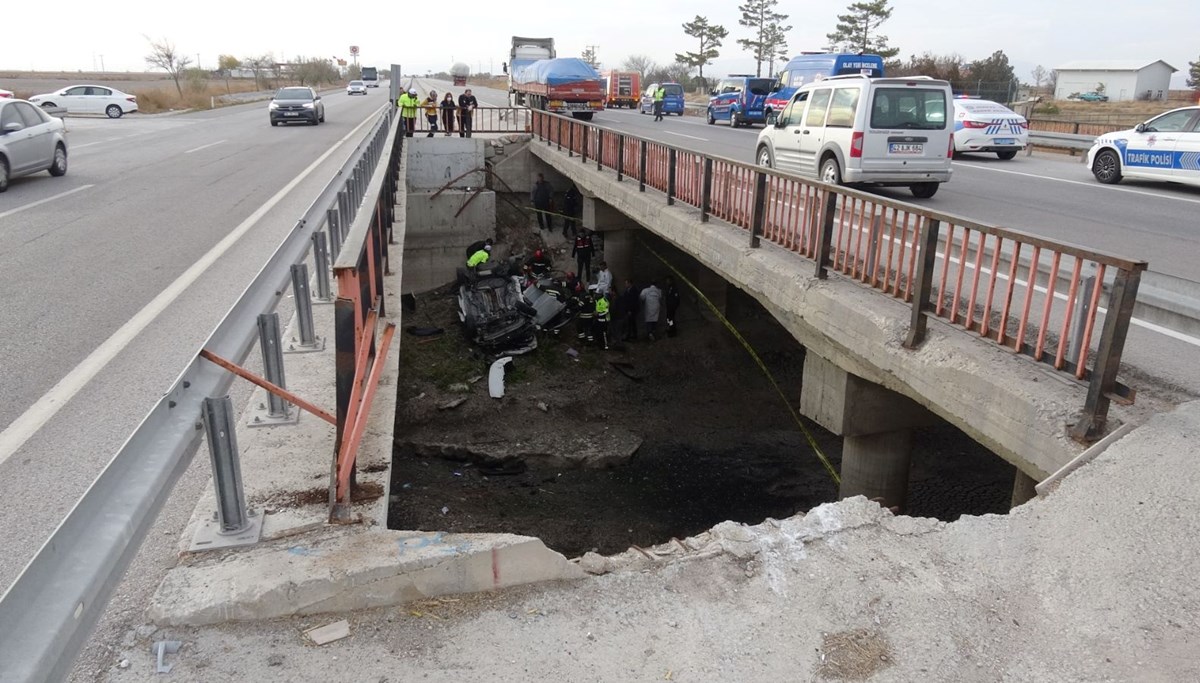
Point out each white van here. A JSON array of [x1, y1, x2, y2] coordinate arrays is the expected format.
[[755, 75, 954, 198]]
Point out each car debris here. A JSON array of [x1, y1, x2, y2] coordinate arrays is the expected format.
[[489, 357, 514, 398], [150, 640, 182, 674], [304, 620, 351, 646]]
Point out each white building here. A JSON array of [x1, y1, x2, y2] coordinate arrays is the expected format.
[[1054, 60, 1177, 102]]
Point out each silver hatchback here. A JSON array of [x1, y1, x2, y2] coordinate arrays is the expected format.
[[0, 99, 68, 192]]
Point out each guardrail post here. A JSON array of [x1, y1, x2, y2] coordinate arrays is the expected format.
[[667, 149, 678, 206], [566, 119, 571, 156], [701, 158, 713, 223], [202, 396, 252, 534], [286, 264, 323, 352], [249, 312, 294, 425], [1069, 265, 1145, 442], [582, 126, 589, 164], [749, 170, 767, 247], [312, 232, 333, 302], [617, 134, 625, 181], [597, 128, 604, 171], [904, 217, 942, 349], [327, 210, 343, 259], [1067, 264, 1097, 366], [639, 140, 647, 192], [813, 190, 838, 279], [337, 191, 350, 238]]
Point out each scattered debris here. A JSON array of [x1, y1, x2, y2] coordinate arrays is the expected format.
[[267, 654, 285, 667], [566, 348, 580, 358], [489, 357, 514, 398], [150, 640, 182, 674], [118, 659, 130, 670], [405, 326, 444, 338], [609, 361, 647, 383], [438, 397, 469, 411], [441, 506, 450, 515], [537, 401, 549, 413], [304, 620, 351, 646], [448, 383, 470, 394], [467, 375, 484, 384]]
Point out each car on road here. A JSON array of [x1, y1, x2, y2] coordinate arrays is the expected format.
[[707, 75, 774, 127], [952, 98, 1028, 159], [346, 80, 367, 96], [27, 85, 137, 118], [1071, 91, 1109, 102], [639, 83, 685, 116], [756, 75, 954, 199], [269, 87, 325, 126], [1087, 106, 1200, 188], [0, 88, 13, 99], [0, 99, 69, 192]]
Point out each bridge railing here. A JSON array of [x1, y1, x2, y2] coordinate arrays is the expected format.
[[531, 109, 1147, 442]]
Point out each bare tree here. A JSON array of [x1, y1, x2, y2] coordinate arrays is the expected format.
[[243, 53, 274, 90], [144, 37, 192, 98], [622, 54, 658, 75], [218, 54, 240, 94]]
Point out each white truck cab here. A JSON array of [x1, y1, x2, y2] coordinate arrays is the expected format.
[[756, 75, 954, 198]]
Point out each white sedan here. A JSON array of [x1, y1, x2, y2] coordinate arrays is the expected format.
[[346, 80, 368, 95], [27, 85, 138, 118], [0, 88, 13, 99], [1088, 106, 1200, 188], [952, 98, 1028, 160]]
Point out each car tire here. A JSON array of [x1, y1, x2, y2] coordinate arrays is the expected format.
[[757, 146, 773, 168], [40, 102, 57, 110], [996, 150, 1018, 160], [1092, 149, 1123, 184], [706, 109, 715, 125], [271, 120, 278, 126], [910, 182, 939, 199], [48, 144, 67, 177], [0, 157, 9, 193], [105, 104, 123, 119], [319, 111, 325, 123], [820, 157, 842, 186]]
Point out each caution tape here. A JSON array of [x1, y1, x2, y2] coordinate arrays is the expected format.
[[640, 239, 841, 486]]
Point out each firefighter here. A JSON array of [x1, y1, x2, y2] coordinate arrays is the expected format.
[[576, 287, 596, 342], [530, 249, 552, 278], [466, 242, 491, 269]]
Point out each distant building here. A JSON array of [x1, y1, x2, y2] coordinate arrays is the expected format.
[[1054, 60, 1177, 102]]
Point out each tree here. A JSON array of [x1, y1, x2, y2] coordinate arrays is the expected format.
[[676, 15, 728, 89], [145, 37, 192, 98], [1047, 69, 1059, 94], [737, 0, 791, 77], [581, 47, 599, 70], [243, 53, 274, 90], [891, 52, 966, 85], [1190, 56, 1200, 90], [294, 57, 339, 87], [967, 49, 1016, 102], [622, 54, 658, 76], [1031, 65, 1047, 89], [762, 23, 790, 78], [217, 54, 240, 94], [825, 0, 899, 60], [647, 61, 696, 88]]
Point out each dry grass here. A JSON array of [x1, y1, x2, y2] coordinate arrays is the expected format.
[[817, 629, 893, 680], [132, 80, 266, 113]]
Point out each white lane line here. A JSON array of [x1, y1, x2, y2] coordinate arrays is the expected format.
[[184, 140, 227, 154], [0, 109, 382, 466], [663, 130, 709, 142], [72, 136, 136, 150], [954, 162, 1200, 206], [0, 185, 95, 221]]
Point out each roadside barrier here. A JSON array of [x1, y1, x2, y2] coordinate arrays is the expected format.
[[530, 109, 1147, 444]]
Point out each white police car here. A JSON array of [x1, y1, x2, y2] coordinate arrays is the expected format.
[[1088, 106, 1200, 187], [952, 98, 1027, 159]]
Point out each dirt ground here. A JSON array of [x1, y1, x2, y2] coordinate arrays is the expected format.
[[388, 225, 1015, 557]]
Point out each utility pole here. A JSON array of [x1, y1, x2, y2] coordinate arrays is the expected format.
[[585, 45, 600, 69], [99, 55, 105, 72]]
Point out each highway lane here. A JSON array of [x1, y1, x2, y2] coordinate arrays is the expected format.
[[0, 89, 388, 593]]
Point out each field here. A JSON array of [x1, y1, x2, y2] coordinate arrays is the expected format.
[[0, 71, 298, 114]]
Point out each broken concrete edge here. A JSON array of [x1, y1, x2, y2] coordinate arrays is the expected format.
[[147, 525, 586, 627], [1035, 422, 1137, 497]]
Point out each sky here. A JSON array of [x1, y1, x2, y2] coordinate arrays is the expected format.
[[2, 0, 1196, 88]]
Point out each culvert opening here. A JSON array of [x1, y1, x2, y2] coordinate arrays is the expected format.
[[389, 197, 1016, 558]]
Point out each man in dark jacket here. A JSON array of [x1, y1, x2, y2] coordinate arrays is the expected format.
[[532, 174, 553, 231], [616, 279, 639, 341], [665, 276, 682, 337], [458, 89, 478, 137], [530, 249, 552, 277], [561, 184, 581, 238], [572, 229, 594, 282]]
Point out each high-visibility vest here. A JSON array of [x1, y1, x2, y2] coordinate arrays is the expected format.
[[595, 296, 610, 321], [467, 249, 489, 267], [654, 88, 665, 102], [398, 94, 419, 118]]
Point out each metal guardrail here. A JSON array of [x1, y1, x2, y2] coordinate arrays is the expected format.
[[529, 109, 1148, 442], [0, 105, 396, 683], [1027, 131, 1095, 161]]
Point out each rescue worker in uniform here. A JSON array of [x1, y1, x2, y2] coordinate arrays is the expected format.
[[572, 229, 595, 282], [593, 288, 611, 350], [576, 287, 596, 342], [398, 88, 420, 137], [530, 249, 552, 278], [466, 242, 491, 269], [653, 85, 666, 121]]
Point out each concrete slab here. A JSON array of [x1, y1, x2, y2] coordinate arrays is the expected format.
[[406, 138, 486, 190], [148, 527, 585, 626]]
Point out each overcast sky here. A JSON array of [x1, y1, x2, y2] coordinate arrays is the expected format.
[[2, 0, 1195, 88]]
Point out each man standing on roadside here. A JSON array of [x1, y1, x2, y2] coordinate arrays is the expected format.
[[640, 280, 663, 341], [653, 85, 666, 122], [616, 279, 639, 341], [572, 229, 595, 282], [532, 173, 554, 231], [594, 261, 613, 297], [398, 88, 420, 137], [458, 88, 479, 138], [665, 276, 681, 337], [562, 184, 581, 238], [422, 90, 439, 137]]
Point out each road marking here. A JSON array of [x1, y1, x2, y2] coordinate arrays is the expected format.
[[0, 185, 95, 221], [72, 136, 136, 150], [954, 162, 1200, 206], [0, 109, 382, 467], [184, 140, 226, 154], [664, 131, 709, 142]]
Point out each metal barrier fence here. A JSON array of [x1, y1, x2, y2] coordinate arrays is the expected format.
[[407, 106, 531, 135], [1027, 119, 1128, 136], [530, 109, 1147, 442], [0, 105, 399, 682]]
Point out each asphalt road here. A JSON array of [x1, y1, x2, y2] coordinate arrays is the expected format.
[[0, 87, 390, 677]]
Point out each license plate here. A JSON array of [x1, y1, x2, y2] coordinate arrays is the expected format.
[[888, 143, 923, 155], [993, 138, 1016, 145], [284, 112, 299, 117]]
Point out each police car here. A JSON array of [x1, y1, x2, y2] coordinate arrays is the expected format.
[[1088, 106, 1200, 187], [952, 98, 1028, 159]]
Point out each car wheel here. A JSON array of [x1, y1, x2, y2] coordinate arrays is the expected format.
[[0, 157, 9, 193], [996, 150, 1018, 160], [48, 144, 67, 177], [820, 157, 842, 185], [271, 120, 278, 127], [105, 104, 123, 119], [40, 102, 57, 110], [757, 146, 773, 168], [910, 182, 939, 199], [706, 108, 715, 125], [1092, 149, 1122, 184], [319, 111, 325, 122]]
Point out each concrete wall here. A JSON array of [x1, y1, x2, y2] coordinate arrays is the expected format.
[[407, 138, 487, 191], [529, 139, 1102, 479]]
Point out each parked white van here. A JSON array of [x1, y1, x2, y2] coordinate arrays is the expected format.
[[755, 75, 954, 198]]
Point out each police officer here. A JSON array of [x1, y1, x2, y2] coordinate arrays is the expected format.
[[593, 288, 611, 350], [653, 85, 666, 121], [572, 229, 595, 282]]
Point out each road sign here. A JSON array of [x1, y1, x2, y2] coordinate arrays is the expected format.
[[349, 45, 360, 56]]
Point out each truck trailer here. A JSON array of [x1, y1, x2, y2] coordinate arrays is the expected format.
[[511, 58, 605, 120], [507, 36, 556, 100]]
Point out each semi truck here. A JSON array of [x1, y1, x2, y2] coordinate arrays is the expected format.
[[510, 58, 605, 120], [361, 66, 379, 88], [506, 36, 556, 99], [603, 70, 641, 108]]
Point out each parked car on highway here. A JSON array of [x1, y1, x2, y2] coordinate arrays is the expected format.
[[952, 98, 1028, 160], [756, 75, 954, 198], [1071, 91, 1109, 102], [1087, 106, 1200, 188], [639, 83, 685, 116], [27, 85, 137, 118], [346, 80, 367, 96], [707, 75, 774, 127], [269, 87, 325, 126], [0, 99, 68, 193]]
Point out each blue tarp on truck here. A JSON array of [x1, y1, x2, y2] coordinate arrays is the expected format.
[[514, 58, 602, 86]]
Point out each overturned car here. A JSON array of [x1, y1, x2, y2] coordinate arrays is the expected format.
[[456, 256, 581, 356]]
